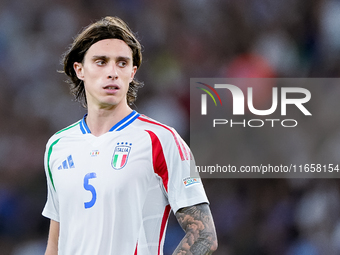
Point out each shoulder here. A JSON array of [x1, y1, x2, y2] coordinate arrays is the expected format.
[[135, 114, 180, 139], [135, 114, 190, 161], [45, 119, 82, 148]]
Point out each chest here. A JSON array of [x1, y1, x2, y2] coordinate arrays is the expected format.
[[50, 132, 155, 202]]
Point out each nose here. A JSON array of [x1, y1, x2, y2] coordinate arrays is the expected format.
[[107, 64, 118, 80]]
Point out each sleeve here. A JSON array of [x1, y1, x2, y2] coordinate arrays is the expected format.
[[163, 129, 209, 214], [42, 140, 60, 222]]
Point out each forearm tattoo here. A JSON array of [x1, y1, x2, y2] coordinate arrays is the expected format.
[[173, 203, 217, 255]]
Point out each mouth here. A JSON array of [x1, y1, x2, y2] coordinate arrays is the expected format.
[[104, 84, 119, 91]]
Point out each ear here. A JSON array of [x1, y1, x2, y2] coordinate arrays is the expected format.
[[130, 66, 137, 83], [73, 62, 84, 80]]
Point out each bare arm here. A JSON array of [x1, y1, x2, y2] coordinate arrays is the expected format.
[[173, 203, 218, 255], [45, 219, 59, 255]]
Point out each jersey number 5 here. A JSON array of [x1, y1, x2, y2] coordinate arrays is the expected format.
[[84, 172, 97, 209]]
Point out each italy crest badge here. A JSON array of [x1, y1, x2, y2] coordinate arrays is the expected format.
[[112, 142, 132, 170]]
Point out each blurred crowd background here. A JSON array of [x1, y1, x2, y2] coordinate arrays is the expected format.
[[1, 0, 340, 254]]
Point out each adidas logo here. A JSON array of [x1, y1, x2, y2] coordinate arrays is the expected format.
[[58, 155, 75, 170]]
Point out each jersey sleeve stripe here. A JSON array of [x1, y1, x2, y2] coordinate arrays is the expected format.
[[179, 136, 189, 160], [47, 138, 61, 191], [138, 116, 187, 161], [158, 204, 171, 255], [55, 121, 81, 135], [134, 242, 138, 255], [145, 130, 169, 192]]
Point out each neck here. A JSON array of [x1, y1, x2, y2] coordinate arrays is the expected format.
[[85, 103, 132, 137]]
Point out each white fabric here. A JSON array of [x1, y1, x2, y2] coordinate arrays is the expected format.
[[42, 111, 208, 255]]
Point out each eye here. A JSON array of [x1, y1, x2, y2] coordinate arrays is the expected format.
[[117, 61, 127, 68], [95, 60, 106, 66]]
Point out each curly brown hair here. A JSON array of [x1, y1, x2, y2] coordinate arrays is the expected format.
[[62, 16, 143, 107]]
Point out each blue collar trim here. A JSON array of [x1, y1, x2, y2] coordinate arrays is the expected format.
[[80, 110, 140, 134]]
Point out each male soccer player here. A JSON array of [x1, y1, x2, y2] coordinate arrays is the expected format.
[[42, 16, 217, 255]]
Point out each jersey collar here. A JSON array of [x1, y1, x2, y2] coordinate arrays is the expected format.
[[79, 110, 140, 134]]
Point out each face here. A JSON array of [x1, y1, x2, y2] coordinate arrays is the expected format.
[[73, 39, 137, 110]]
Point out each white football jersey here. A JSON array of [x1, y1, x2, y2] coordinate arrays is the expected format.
[[42, 110, 208, 255]]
